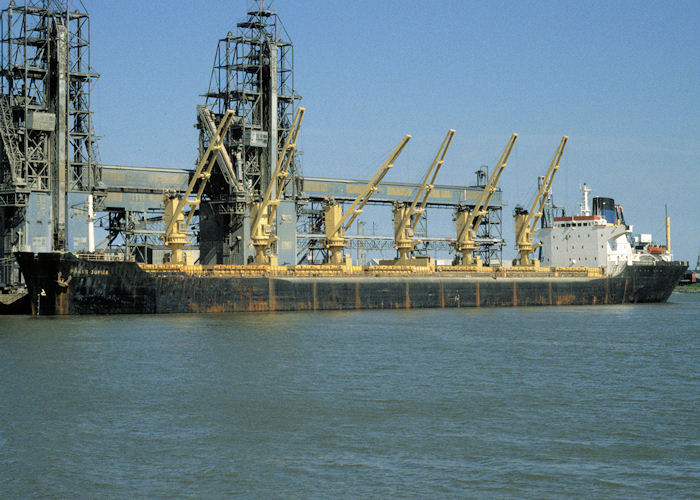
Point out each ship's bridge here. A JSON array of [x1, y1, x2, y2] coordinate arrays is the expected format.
[[547, 215, 607, 229]]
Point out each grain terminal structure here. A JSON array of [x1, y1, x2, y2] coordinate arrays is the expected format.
[[0, 0, 504, 293]]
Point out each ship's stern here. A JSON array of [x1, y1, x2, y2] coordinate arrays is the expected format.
[[625, 260, 688, 303]]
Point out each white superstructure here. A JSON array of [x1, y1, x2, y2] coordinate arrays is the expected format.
[[534, 185, 672, 275]]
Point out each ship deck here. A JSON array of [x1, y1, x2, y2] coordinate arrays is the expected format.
[[136, 263, 605, 279]]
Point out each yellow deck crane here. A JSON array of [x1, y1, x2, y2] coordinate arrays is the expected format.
[[249, 107, 305, 265], [390, 129, 455, 266], [324, 135, 412, 267], [513, 135, 568, 266], [454, 133, 517, 266], [162, 109, 236, 264]]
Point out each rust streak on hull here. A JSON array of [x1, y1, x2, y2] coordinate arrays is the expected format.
[[268, 278, 275, 311], [14, 252, 688, 315], [439, 279, 445, 308]]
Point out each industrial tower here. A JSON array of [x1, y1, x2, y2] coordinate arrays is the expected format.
[[0, 0, 102, 284], [199, 1, 300, 265]]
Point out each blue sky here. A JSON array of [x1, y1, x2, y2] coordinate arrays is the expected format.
[[89, 0, 699, 263]]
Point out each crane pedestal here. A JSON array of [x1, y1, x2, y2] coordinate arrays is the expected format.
[[324, 204, 346, 265], [514, 210, 541, 267], [162, 196, 188, 264], [392, 205, 419, 265], [454, 210, 483, 267], [250, 201, 278, 265]]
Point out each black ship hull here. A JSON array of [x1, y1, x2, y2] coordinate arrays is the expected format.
[[15, 252, 688, 315]]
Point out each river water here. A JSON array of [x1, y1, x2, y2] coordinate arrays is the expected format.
[[1, 294, 698, 498]]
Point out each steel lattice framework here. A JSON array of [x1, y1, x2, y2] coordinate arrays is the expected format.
[[0, 0, 101, 202], [203, 8, 297, 196], [0, 0, 101, 283], [198, 0, 300, 265], [295, 169, 505, 266]]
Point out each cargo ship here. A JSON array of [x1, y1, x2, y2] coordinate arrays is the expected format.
[[14, 186, 688, 315], [14, 253, 686, 315], [2, 3, 688, 315]]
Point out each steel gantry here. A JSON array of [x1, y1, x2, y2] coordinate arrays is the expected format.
[[199, 2, 301, 265]]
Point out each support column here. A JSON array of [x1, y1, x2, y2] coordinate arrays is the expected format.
[[51, 24, 68, 251], [267, 39, 278, 199]]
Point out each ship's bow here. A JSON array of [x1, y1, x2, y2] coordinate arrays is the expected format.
[[15, 252, 74, 315]]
